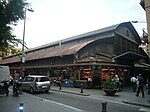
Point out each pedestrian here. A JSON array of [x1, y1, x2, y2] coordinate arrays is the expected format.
[[14, 72, 20, 82], [136, 74, 145, 98], [114, 75, 121, 91], [9, 75, 14, 86], [130, 75, 137, 92], [146, 77, 150, 95]]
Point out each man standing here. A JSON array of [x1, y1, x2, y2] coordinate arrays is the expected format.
[[130, 75, 137, 92], [136, 74, 145, 98]]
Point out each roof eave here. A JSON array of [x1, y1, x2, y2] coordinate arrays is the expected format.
[[140, 0, 145, 10]]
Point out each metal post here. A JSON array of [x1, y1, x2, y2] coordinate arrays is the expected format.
[[80, 83, 83, 93], [102, 101, 107, 112], [21, 8, 34, 76], [21, 9, 26, 77], [22, 9, 26, 63], [19, 102, 24, 112], [59, 81, 62, 90]]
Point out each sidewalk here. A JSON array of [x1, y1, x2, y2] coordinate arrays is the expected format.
[[50, 85, 150, 108]]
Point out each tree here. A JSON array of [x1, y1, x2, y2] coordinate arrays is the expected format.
[[0, 0, 29, 57]]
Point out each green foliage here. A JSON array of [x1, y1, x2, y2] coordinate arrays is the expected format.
[[0, 26, 21, 54], [102, 76, 117, 89], [0, 0, 27, 26], [0, 0, 29, 56]]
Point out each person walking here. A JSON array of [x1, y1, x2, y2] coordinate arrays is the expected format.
[[130, 75, 137, 92], [136, 74, 145, 98], [147, 77, 150, 95], [114, 75, 121, 91]]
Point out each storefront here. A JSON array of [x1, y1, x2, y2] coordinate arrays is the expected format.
[[49, 63, 130, 88]]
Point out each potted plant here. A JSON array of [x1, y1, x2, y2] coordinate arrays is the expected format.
[[102, 76, 117, 96]]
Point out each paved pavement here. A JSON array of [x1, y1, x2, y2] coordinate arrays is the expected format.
[[50, 85, 150, 108]]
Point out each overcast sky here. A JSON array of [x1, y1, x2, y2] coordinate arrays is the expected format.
[[12, 0, 147, 48]]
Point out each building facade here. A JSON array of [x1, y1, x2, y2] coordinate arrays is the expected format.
[[140, 0, 150, 56], [0, 22, 149, 88]]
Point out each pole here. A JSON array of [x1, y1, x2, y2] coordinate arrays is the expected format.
[[21, 8, 33, 76], [21, 9, 27, 76], [59, 81, 62, 90], [80, 83, 84, 93], [102, 101, 107, 112]]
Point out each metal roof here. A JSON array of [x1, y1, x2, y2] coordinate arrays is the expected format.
[[27, 22, 141, 52], [0, 22, 141, 64], [27, 24, 118, 52], [0, 40, 94, 64]]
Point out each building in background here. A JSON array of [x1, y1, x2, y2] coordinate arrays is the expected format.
[[140, 0, 150, 56], [140, 29, 148, 55]]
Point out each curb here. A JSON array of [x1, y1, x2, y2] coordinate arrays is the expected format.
[[50, 89, 90, 96], [122, 100, 150, 108]]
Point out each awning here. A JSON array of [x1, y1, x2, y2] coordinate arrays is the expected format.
[[49, 62, 130, 68], [134, 63, 150, 70], [113, 52, 146, 64]]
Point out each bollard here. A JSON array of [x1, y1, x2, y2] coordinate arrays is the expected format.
[[80, 84, 84, 93], [59, 81, 62, 90], [19, 102, 24, 112], [102, 101, 107, 112]]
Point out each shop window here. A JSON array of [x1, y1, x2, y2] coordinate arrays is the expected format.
[[80, 68, 92, 80]]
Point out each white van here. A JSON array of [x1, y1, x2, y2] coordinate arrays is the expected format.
[[0, 65, 10, 82]]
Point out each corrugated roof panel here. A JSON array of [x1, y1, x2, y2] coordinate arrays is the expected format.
[[0, 40, 94, 64]]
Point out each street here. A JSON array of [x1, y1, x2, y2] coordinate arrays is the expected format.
[[35, 90, 148, 112], [0, 89, 149, 112], [0, 91, 84, 112]]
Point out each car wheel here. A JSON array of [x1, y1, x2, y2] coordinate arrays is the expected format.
[[6, 91, 9, 96], [30, 87, 34, 94], [45, 90, 49, 93]]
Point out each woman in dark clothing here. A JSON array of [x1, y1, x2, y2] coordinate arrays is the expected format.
[[136, 74, 145, 98]]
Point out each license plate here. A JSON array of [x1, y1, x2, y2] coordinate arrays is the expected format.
[[42, 86, 47, 88]]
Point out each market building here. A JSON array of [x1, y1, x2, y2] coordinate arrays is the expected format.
[[0, 22, 149, 88]]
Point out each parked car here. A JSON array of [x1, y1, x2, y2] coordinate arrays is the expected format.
[[21, 75, 51, 94]]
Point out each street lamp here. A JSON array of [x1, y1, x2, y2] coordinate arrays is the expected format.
[[131, 21, 147, 35], [131, 20, 149, 55], [131, 21, 147, 37], [21, 8, 34, 76], [131, 21, 146, 23]]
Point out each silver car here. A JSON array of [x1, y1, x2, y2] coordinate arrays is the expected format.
[[21, 75, 51, 94]]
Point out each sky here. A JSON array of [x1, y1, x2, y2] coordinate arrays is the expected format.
[[12, 0, 147, 49]]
